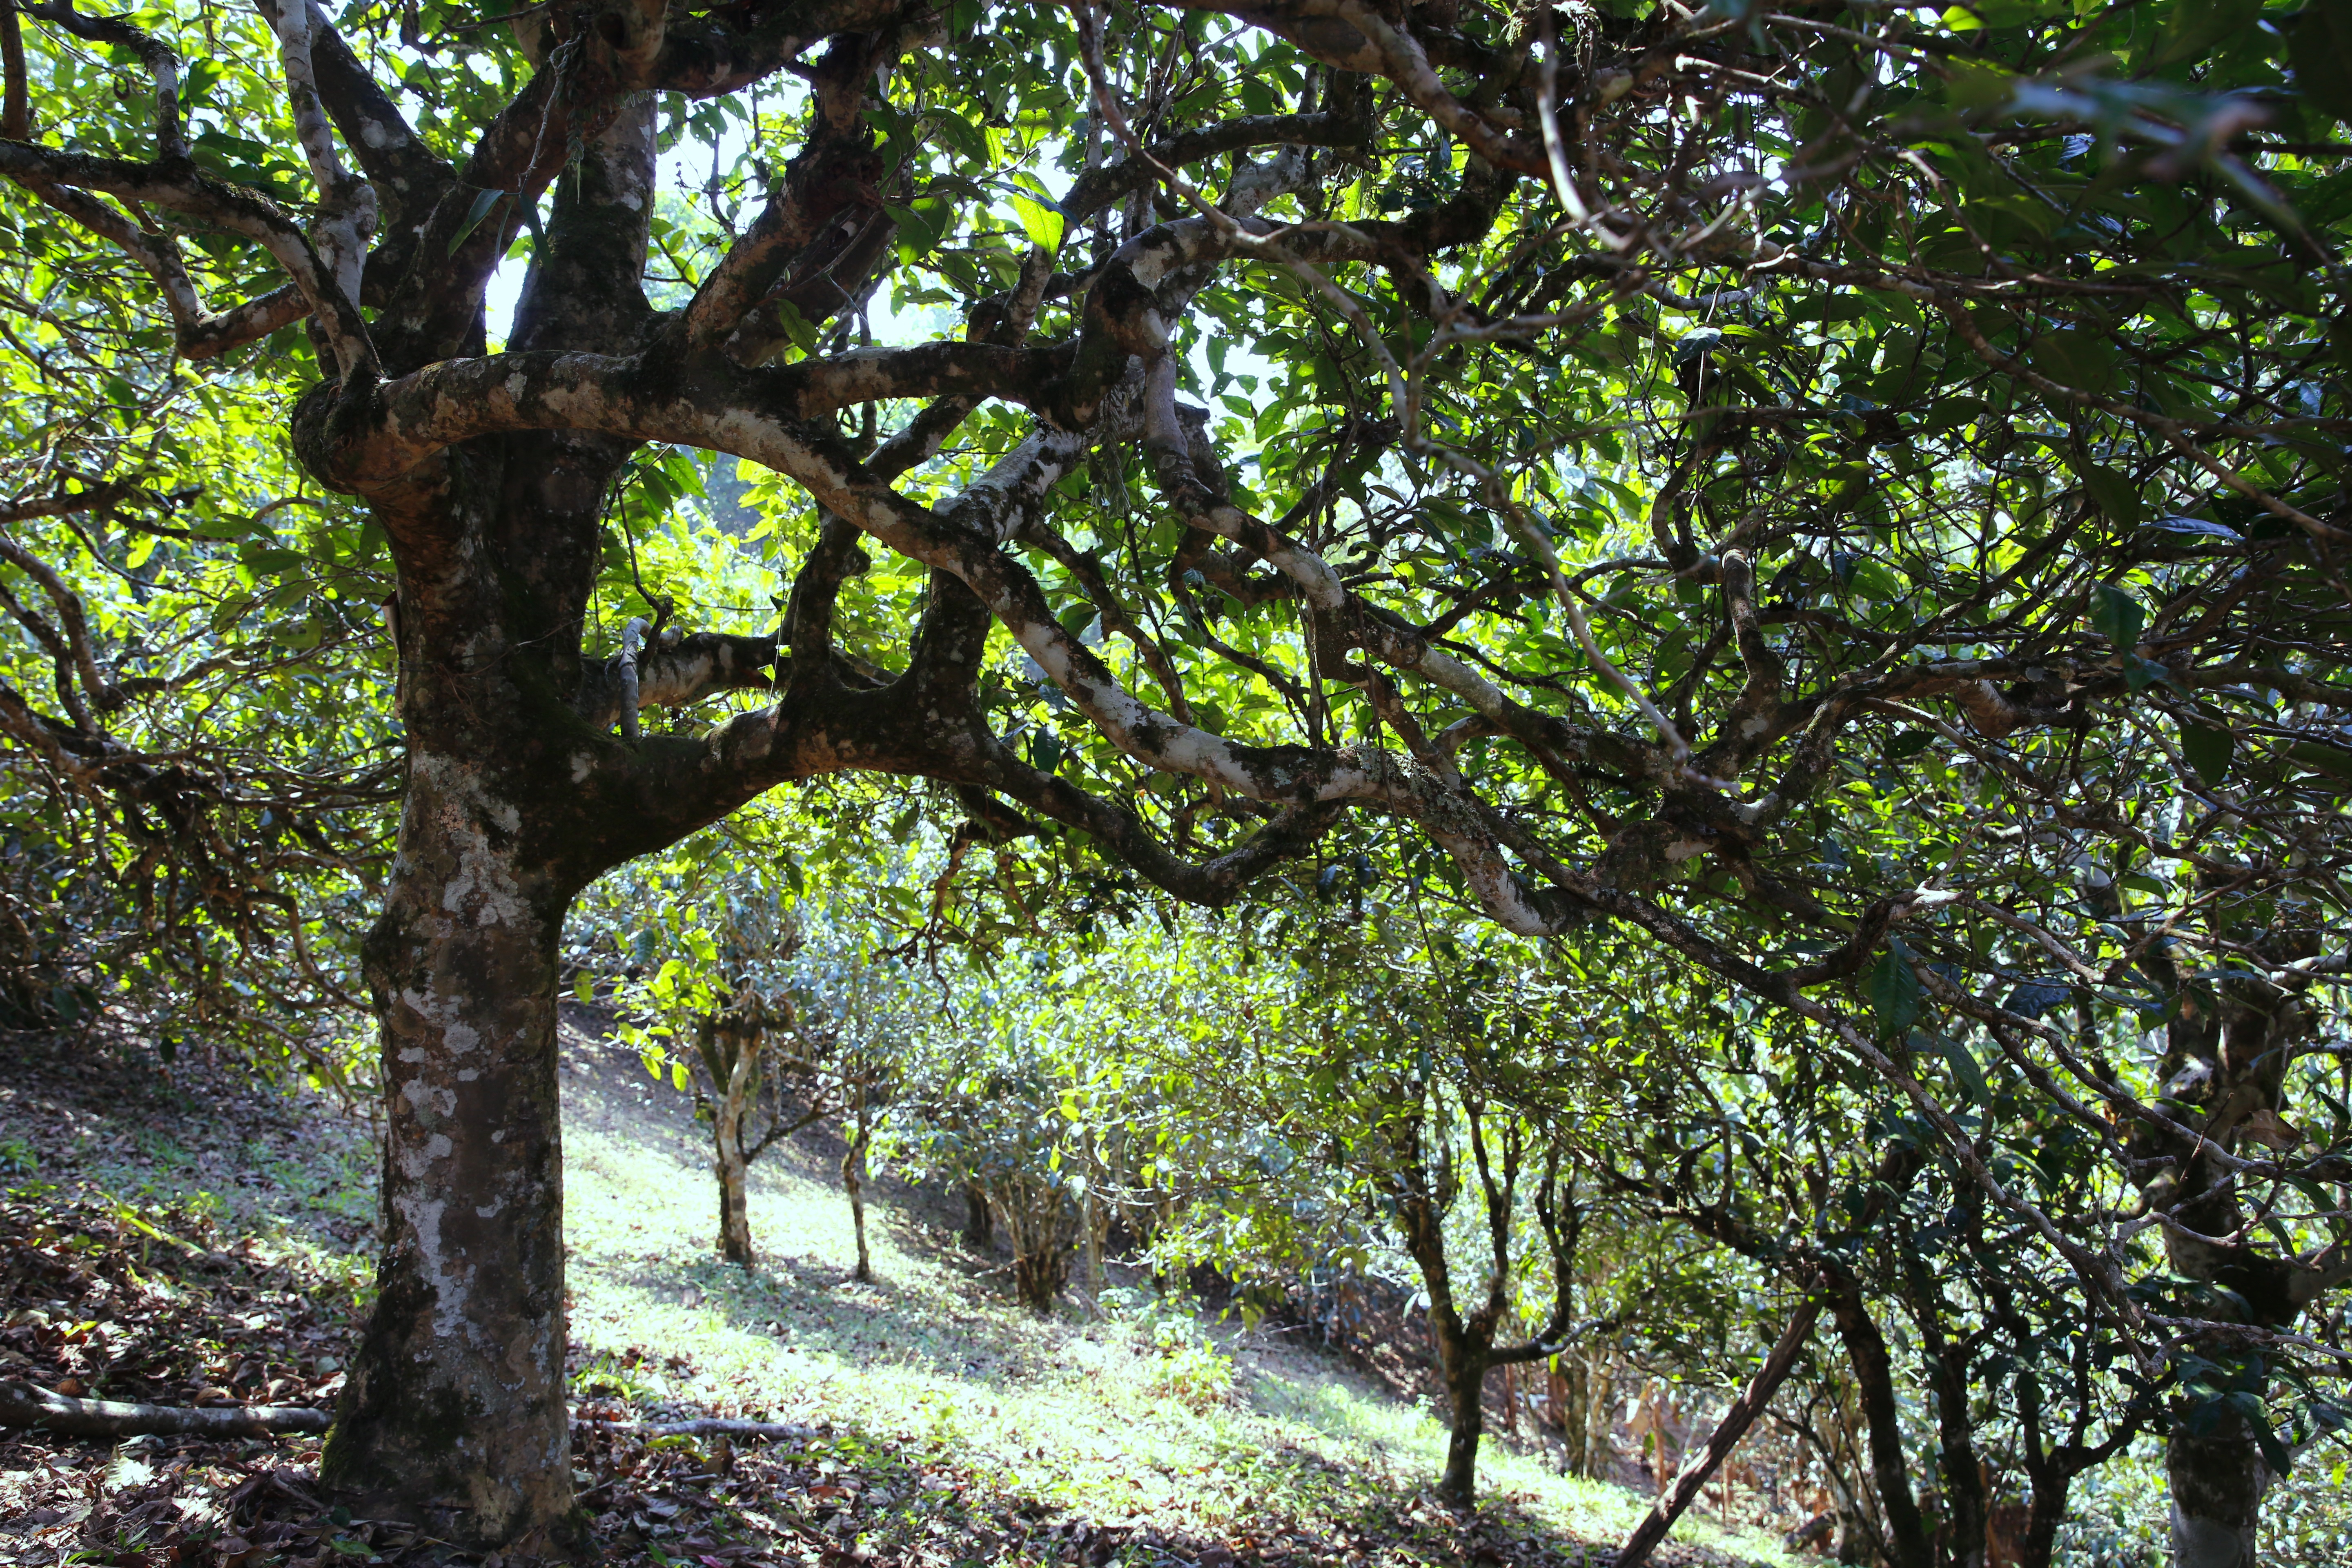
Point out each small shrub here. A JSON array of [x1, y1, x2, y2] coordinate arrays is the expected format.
[[1114, 1293, 1236, 1413], [1147, 1339, 1235, 1413]]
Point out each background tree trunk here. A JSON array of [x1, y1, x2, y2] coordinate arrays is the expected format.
[[1436, 1338, 1490, 1506], [713, 1030, 756, 1267], [1829, 1278, 1933, 1568], [1080, 1126, 1104, 1311], [843, 1102, 871, 1284], [1404, 1213, 1489, 1506], [1577, 1350, 1616, 1479], [962, 1180, 992, 1248], [1012, 1245, 1068, 1312]]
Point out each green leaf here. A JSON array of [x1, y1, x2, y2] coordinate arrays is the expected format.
[[2250, 1406, 2296, 1476], [1007, 191, 1066, 252], [2080, 465, 2142, 528], [1870, 943, 1923, 1039], [770, 299, 820, 358], [2285, 740, 2352, 782], [2181, 721, 2234, 787], [2091, 583, 2146, 649], [886, 198, 956, 263], [2030, 332, 2117, 395], [2292, 0, 2352, 123], [448, 186, 509, 258], [1929, 1032, 1989, 1105], [1943, 61, 2016, 112], [2154, 0, 2263, 67]]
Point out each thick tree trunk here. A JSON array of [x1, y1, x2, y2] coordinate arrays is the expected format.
[[285, 74, 890, 1550], [2167, 1411, 2268, 1568], [321, 777, 575, 1548]]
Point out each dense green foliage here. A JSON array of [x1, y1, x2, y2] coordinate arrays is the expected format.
[[0, 181, 390, 1075]]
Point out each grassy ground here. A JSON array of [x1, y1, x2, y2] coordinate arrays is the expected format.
[[553, 1011, 1796, 1568], [1, 1022, 1796, 1566]]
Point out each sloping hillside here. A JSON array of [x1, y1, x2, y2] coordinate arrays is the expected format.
[[553, 1009, 1793, 1567], [0, 1022, 1793, 1566]]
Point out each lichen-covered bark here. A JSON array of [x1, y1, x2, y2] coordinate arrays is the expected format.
[[323, 743, 574, 1546], [2167, 1410, 2267, 1568]]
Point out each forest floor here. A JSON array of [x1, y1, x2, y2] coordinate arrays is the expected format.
[[0, 1023, 1797, 1568]]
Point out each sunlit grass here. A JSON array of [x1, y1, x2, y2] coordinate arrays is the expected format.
[[559, 1050, 1797, 1564]]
